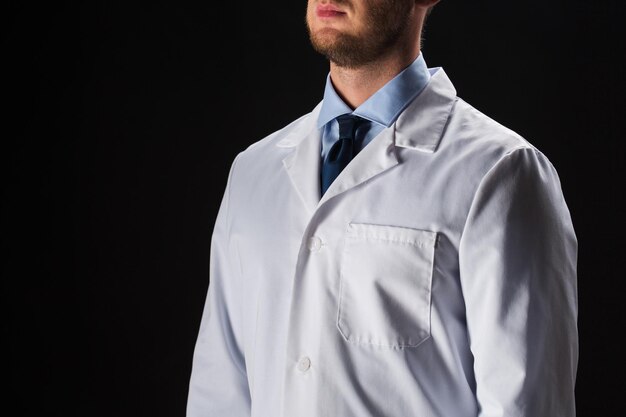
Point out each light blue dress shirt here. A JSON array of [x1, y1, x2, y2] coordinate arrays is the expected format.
[[318, 53, 432, 160]]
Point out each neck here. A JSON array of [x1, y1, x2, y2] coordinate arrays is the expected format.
[[329, 36, 422, 109]]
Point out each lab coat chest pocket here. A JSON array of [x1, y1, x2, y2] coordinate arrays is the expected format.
[[337, 223, 437, 348]]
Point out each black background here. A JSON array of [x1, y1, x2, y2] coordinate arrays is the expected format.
[[3, 1, 625, 415]]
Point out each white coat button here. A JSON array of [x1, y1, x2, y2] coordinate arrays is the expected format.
[[307, 236, 322, 252], [297, 356, 311, 372]]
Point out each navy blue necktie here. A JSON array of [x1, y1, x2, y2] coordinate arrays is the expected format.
[[321, 114, 367, 196]]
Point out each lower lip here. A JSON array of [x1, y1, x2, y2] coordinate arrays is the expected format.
[[317, 9, 345, 18]]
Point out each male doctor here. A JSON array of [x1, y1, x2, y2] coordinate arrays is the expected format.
[[187, 0, 578, 416]]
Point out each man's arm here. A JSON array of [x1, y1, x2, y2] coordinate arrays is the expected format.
[[187, 155, 251, 417], [459, 147, 578, 416]]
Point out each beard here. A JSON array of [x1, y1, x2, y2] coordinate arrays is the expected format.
[[306, 0, 414, 68]]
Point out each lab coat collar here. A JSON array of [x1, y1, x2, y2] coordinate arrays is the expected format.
[[277, 68, 457, 211], [393, 67, 456, 153], [276, 68, 456, 153]]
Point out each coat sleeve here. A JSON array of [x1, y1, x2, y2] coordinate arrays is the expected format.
[[187, 154, 251, 417], [458, 147, 578, 416]]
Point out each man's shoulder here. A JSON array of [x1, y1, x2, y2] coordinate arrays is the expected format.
[[239, 110, 315, 158], [450, 97, 534, 153], [223, 108, 317, 183], [399, 68, 537, 161], [422, 94, 562, 192]]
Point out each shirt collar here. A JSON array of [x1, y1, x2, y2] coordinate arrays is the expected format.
[[317, 53, 432, 129]]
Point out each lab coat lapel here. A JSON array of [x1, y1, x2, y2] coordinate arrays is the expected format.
[[318, 126, 398, 205], [279, 68, 457, 213], [319, 68, 457, 205], [280, 121, 397, 213], [280, 113, 323, 214]]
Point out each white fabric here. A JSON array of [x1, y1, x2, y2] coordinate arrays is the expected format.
[[186, 68, 578, 417]]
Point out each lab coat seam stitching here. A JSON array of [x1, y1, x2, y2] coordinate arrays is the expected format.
[[346, 236, 431, 248]]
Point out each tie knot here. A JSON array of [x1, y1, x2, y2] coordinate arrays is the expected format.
[[337, 114, 367, 141]]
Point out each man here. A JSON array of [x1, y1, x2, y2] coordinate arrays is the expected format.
[[187, 0, 578, 416]]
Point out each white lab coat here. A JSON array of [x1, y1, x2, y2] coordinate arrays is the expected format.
[[187, 68, 578, 417]]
